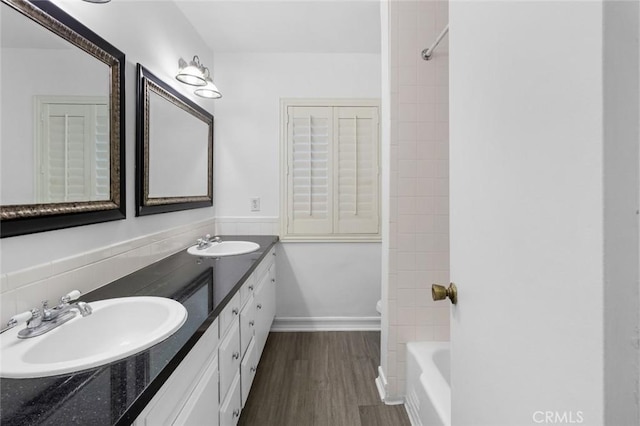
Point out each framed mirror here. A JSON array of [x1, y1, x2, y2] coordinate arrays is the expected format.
[[136, 64, 213, 216], [0, 0, 126, 238]]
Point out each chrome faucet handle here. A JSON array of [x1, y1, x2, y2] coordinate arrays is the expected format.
[[60, 290, 81, 304], [212, 236, 221, 243], [4, 309, 36, 332]]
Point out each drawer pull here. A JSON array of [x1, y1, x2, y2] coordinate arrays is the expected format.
[[256, 304, 262, 310], [271, 278, 275, 283], [249, 320, 255, 327], [232, 308, 239, 315], [250, 366, 257, 373], [249, 285, 254, 291], [233, 408, 240, 418], [232, 351, 240, 360]]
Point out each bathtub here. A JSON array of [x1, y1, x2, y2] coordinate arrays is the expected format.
[[405, 342, 451, 426]]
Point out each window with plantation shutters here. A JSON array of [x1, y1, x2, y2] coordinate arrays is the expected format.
[[36, 96, 110, 203], [281, 99, 380, 241]]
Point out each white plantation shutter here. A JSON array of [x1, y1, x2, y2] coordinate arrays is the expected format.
[[287, 106, 333, 235], [283, 100, 380, 240], [38, 98, 109, 202], [334, 107, 379, 234]]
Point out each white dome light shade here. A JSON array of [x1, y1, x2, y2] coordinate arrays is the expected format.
[[194, 68, 222, 99], [176, 56, 206, 86]]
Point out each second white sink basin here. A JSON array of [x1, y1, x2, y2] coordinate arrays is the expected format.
[[187, 241, 260, 257], [0, 296, 187, 378]]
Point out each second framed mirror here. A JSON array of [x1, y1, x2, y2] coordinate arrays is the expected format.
[[136, 64, 213, 216]]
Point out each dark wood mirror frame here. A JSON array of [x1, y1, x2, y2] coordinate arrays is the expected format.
[[0, 0, 126, 238], [135, 64, 214, 216]]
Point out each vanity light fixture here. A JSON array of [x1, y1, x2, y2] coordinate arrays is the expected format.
[[176, 56, 207, 87], [194, 68, 222, 99]]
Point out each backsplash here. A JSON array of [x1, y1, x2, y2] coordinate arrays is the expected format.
[[0, 217, 278, 326]]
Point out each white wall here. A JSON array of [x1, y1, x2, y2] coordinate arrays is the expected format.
[[603, 1, 640, 424], [1, 0, 216, 273], [213, 52, 382, 322]]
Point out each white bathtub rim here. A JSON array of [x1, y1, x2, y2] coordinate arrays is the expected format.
[[406, 341, 451, 426]]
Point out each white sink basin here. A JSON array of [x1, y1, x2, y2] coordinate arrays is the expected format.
[[0, 296, 187, 378], [187, 241, 260, 257]]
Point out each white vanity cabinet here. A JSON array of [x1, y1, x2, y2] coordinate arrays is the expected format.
[[134, 318, 220, 426], [134, 245, 277, 426]]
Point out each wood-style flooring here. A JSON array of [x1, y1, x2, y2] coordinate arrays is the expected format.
[[239, 331, 411, 426]]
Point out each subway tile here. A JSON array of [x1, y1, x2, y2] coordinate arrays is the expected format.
[[6, 263, 53, 291], [390, 66, 399, 94], [388, 299, 398, 326], [397, 325, 415, 344], [396, 252, 416, 271], [417, 60, 438, 86], [433, 215, 449, 233], [398, 159, 417, 178], [398, 66, 417, 86], [398, 121, 417, 142], [417, 121, 437, 141], [397, 307, 416, 325], [397, 197, 417, 215], [415, 216, 435, 236], [415, 197, 436, 216], [417, 102, 437, 123], [397, 215, 417, 233], [0, 274, 8, 293], [51, 253, 87, 276], [398, 85, 418, 105], [397, 360, 407, 378], [397, 233, 416, 252], [397, 178, 417, 197], [397, 288, 416, 307], [415, 325, 435, 341], [397, 270, 417, 289], [416, 159, 437, 178], [0, 290, 17, 326], [416, 141, 436, 159], [433, 325, 451, 341], [435, 102, 449, 123], [415, 178, 436, 197], [398, 103, 418, 123], [15, 281, 51, 314], [415, 288, 432, 307], [398, 0, 418, 30], [398, 141, 417, 160]]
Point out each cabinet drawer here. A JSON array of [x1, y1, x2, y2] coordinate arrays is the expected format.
[[219, 292, 240, 338], [239, 273, 256, 308], [254, 247, 275, 284], [239, 295, 255, 356], [173, 356, 219, 426], [241, 338, 258, 408], [219, 319, 241, 400], [219, 371, 242, 426]]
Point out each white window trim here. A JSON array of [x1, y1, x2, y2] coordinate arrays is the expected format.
[[279, 98, 382, 242]]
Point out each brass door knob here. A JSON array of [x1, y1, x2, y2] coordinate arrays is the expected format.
[[432, 282, 458, 305]]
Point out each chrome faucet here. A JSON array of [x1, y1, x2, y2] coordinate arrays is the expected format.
[[195, 234, 221, 250], [4, 290, 92, 339]]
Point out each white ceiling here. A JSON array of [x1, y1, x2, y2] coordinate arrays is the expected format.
[[174, 0, 381, 54]]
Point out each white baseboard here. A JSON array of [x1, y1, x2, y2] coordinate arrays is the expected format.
[[271, 316, 381, 332], [375, 365, 405, 406]]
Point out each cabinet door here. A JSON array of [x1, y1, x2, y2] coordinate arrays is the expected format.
[[173, 356, 219, 426], [241, 338, 257, 407], [219, 371, 242, 426], [219, 320, 241, 401], [240, 294, 255, 357]]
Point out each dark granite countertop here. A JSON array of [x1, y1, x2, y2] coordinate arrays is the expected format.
[[0, 235, 279, 426]]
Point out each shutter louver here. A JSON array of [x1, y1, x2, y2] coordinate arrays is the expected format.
[[39, 99, 109, 203], [334, 107, 379, 234], [287, 106, 333, 234]]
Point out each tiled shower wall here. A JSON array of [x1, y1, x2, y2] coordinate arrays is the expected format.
[[384, 0, 450, 399]]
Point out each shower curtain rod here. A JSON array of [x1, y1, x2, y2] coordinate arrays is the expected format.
[[421, 24, 449, 60]]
